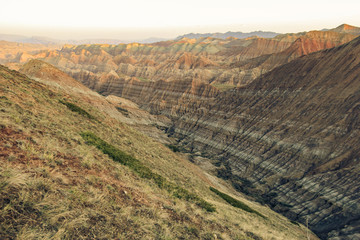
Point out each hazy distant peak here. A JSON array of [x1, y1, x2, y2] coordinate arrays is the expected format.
[[175, 31, 280, 40]]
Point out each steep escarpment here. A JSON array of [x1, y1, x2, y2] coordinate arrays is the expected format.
[[167, 36, 360, 239], [93, 76, 220, 117], [232, 30, 357, 80]]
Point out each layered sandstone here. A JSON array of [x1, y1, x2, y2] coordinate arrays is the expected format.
[[165, 36, 360, 239], [13, 26, 354, 92]]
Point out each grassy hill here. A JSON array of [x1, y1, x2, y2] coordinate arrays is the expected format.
[[0, 63, 316, 239]]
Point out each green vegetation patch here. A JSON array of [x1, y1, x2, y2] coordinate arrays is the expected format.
[[209, 187, 265, 218], [115, 106, 129, 117], [80, 132, 216, 212], [291, 220, 300, 226], [211, 83, 235, 92], [138, 77, 151, 82], [59, 100, 95, 120]]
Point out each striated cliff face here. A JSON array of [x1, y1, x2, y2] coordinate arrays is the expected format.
[[94, 77, 220, 118], [164, 37, 360, 239], [231, 31, 357, 82]]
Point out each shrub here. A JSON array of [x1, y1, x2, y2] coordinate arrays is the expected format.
[[291, 220, 300, 226], [209, 187, 265, 218], [80, 132, 216, 212], [166, 144, 180, 152]]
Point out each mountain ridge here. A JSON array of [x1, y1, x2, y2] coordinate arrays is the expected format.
[[329, 23, 360, 34], [0, 33, 169, 45], [175, 30, 280, 40]]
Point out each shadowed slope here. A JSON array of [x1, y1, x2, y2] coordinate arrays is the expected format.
[[170, 36, 360, 239]]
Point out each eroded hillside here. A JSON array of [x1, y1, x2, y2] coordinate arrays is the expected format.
[[6, 25, 358, 92], [0, 63, 316, 239]]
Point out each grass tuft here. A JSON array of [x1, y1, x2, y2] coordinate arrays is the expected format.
[[80, 131, 216, 212]]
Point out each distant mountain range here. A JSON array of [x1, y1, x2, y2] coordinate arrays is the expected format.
[[175, 31, 280, 40], [0, 34, 62, 46], [0, 33, 170, 45], [1, 24, 359, 46], [175, 24, 360, 40]]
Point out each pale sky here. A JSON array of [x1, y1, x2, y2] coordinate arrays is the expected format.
[[1, 0, 360, 40]]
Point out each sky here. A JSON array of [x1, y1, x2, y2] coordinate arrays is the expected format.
[[1, 0, 360, 41]]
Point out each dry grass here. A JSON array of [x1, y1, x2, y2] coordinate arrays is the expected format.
[[0, 65, 318, 239]]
